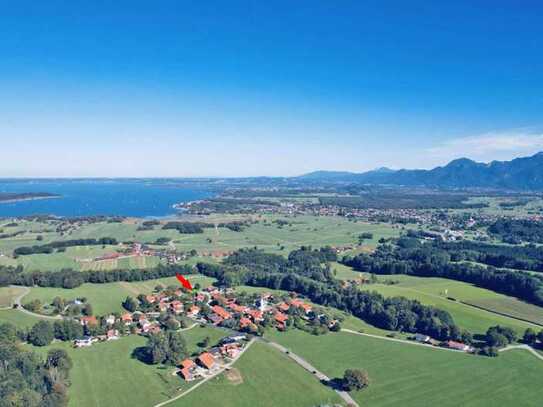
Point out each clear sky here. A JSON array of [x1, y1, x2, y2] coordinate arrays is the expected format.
[[1, 1, 542, 177]]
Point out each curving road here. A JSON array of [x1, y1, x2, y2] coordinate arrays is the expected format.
[[500, 344, 543, 361], [7, 285, 62, 320]]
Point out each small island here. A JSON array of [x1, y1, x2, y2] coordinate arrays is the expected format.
[[0, 192, 61, 203]]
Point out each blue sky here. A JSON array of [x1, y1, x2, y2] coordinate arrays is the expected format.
[[1, 1, 542, 177]]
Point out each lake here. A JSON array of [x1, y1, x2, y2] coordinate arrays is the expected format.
[[0, 180, 211, 218]]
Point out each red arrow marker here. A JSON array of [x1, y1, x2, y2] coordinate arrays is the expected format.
[[175, 273, 193, 290]]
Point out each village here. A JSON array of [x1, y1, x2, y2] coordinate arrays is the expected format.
[[69, 279, 477, 387], [71, 282, 344, 383]]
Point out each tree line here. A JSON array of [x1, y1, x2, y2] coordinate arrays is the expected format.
[[343, 238, 543, 306], [13, 237, 118, 256], [197, 248, 464, 341], [0, 322, 73, 406], [0, 263, 196, 289]]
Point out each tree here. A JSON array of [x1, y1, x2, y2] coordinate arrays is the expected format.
[[145, 331, 188, 365], [523, 328, 537, 345], [54, 319, 84, 341], [122, 296, 138, 312], [82, 303, 93, 316], [28, 321, 55, 346], [343, 369, 370, 391]]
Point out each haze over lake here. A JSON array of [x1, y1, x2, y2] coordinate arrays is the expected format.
[[0, 180, 211, 217]]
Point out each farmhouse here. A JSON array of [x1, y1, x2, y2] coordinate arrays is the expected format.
[[80, 316, 98, 326], [197, 352, 216, 370], [447, 340, 472, 352], [107, 329, 120, 340]]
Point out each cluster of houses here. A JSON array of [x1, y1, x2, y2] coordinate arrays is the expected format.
[[413, 333, 474, 353], [75, 315, 120, 347], [177, 334, 247, 381], [93, 242, 186, 264]]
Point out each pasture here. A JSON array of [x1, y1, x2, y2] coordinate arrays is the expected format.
[[363, 274, 542, 334], [0, 215, 399, 271], [0, 309, 45, 328], [266, 330, 543, 407], [0, 285, 27, 308], [172, 341, 343, 407]]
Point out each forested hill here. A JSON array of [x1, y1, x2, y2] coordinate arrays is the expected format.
[[298, 152, 543, 190]]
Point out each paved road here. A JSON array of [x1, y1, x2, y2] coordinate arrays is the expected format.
[[500, 344, 543, 361], [264, 339, 359, 407], [341, 328, 462, 353], [153, 338, 256, 407]]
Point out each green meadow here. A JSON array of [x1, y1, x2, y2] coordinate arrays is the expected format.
[[266, 330, 543, 407], [0, 215, 399, 271], [362, 274, 542, 335], [171, 341, 343, 407]]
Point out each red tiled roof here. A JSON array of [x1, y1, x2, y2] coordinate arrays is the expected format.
[[275, 312, 288, 323], [277, 302, 289, 312], [180, 359, 195, 369], [211, 305, 232, 320], [179, 367, 192, 380], [197, 352, 215, 369], [80, 316, 98, 325]]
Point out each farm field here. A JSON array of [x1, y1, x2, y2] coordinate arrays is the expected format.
[[22, 274, 216, 316], [171, 341, 344, 407], [364, 278, 539, 335], [265, 330, 543, 407], [0, 215, 399, 271]]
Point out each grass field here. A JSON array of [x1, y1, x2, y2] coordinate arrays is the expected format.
[[25, 325, 229, 407], [266, 330, 543, 407], [172, 341, 343, 407], [22, 275, 216, 316], [362, 274, 542, 334], [0, 285, 26, 308], [0, 309, 45, 328], [0, 215, 399, 271]]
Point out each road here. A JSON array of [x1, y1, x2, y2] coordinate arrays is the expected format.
[[500, 344, 543, 361], [153, 338, 256, 407], [5, 285, 62, 320], [341, 328, 461, 352], [263, 339, 359, 407]]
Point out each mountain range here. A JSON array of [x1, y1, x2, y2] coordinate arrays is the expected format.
[[298, 152, 543, 190]]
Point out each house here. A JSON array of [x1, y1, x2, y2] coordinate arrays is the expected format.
[[80, 316, 98, 326], [274, 312, 288, 330], [277, 302, 290, 312], [74, 336, 94, 347], [211, 305, 232, 320], [208, 314, 223, 326], [121, 313, 133, 325], [195, 293, 207, 302], [229, 303, 248, 313], [107, 329, 120, 340], [220, 343, 241, 358], [415, 334, 431, 343], [447, 340, 471, 352], [248, 309, 263, 322], [187, 305, 200, 317], [196, 352, 215, 370], [170, 300, 183, 314], [180, 359, 196, 370], [239, 317, 252, 329], [158, 302, 168, 312], [179, 367, 193, 381], [105, 315, 116, 325], [146, 295, 157, 304]]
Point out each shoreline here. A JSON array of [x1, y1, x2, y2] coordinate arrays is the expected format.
[[0, 195, 62, 204]]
